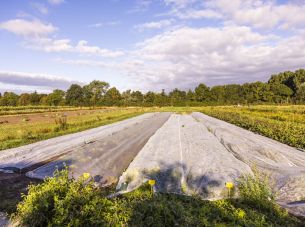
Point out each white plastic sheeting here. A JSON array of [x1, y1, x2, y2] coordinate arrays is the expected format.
[[192, 112, 305, 216], [117, 114, 252, 199], [0, 113, 161, 172], [26, 113, 170, 184]]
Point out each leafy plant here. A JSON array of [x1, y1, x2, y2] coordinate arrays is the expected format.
[[13, 169, 302, 227]]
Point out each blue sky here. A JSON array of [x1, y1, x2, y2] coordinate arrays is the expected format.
[[0, 0, 305, 93]]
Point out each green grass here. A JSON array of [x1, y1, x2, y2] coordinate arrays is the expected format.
[[11, 169, 303, 227]]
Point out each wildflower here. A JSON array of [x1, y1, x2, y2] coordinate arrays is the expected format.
[[225, 182, 234, 189], [148, 179, 156, 186], [83, 172, 91, 179], [225, 182, 234, 198], [237, 209, 246, 219], [148, 179, 156, 196]]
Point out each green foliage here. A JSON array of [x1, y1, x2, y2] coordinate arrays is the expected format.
[[237, 169, 274, 210], [65, 84, 84, 106], [13, 169, 302, 227]]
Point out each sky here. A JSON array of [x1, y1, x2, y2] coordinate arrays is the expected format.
[[0, 0, 305, 94]]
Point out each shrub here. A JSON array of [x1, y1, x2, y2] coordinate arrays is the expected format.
[[13, 169, 125, 227], [13, 169, 302, 226]]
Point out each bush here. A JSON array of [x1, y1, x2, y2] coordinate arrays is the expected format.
[[13, 169, 125, 227], [13, 169, 302, 227]]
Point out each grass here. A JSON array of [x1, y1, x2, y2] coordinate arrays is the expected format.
[[0, 107, 153, 150], [10, 169, 303, 226]]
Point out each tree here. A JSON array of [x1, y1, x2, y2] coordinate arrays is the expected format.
[[169, 88, 186, 106], [270, 84, 293, 103], [144, 92, 156, 106], [0, 92, 19, 106], [83, 80, 109, 106], [186, 89, 195, 102], [209, 86, 225, 103], [66, 84, 84, 106], [224, 84, 242, 104], [131, 91, 143, 105], [295, 84, 305, 103], [104, 87, 121, 106], [18, 93, 31, 106], [29, 91, 40, 105], [47, 89, 65, 106], [195, 84, 209, 102]]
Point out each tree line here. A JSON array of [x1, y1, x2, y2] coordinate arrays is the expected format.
[[1, 69, 304, 107]]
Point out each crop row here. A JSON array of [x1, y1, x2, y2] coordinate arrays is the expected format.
[[199, 106, 305, 150]]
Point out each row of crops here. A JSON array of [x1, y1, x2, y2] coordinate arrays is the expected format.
[[199, 105, 305, 150]]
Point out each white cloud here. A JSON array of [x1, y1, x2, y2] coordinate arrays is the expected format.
[[31, 2, 48, 15], [26, 37, 73, 52], [208, 0, 305, 29], [75, 40, 124, 57], [0, 19, 56, 37], [176, 9, 223, 19], [129, 25, 305, 90], [25, 38, 124, 57], [88, 21, 120, 28], [0, 71, 83, 93], [48, 0, 65, 6], [135, 19, 173, 31], [59, 25, 303, 91], [0, 18, 124, 58]]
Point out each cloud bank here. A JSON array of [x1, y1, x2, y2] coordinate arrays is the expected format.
[[0, 71, 83, 93]]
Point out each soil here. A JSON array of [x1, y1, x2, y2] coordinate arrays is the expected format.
[[0, 109, 112, 125], [0, 173, 41, 214]]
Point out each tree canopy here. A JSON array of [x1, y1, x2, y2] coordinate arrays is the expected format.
[[1, 69, 304, 107]]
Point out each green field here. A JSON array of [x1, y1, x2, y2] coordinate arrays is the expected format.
[[197, 105, 305, 150], [1, 105, 305, 226], [0, 107, 152, 150], [1, 105, 305, 151]]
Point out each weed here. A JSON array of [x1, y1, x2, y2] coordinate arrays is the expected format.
[[54, 115, 68, 131]]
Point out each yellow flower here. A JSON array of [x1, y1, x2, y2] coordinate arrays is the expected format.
[[237, 209, 246, 219], [148, 179, 156, 186], [225, 182, 234, 189], [83, 172, 91, 179]]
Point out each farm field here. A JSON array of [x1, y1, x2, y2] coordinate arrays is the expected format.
[[197, 105, 305, 150], [0, 107, 154, 150], [0, 105, 305, 226]]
